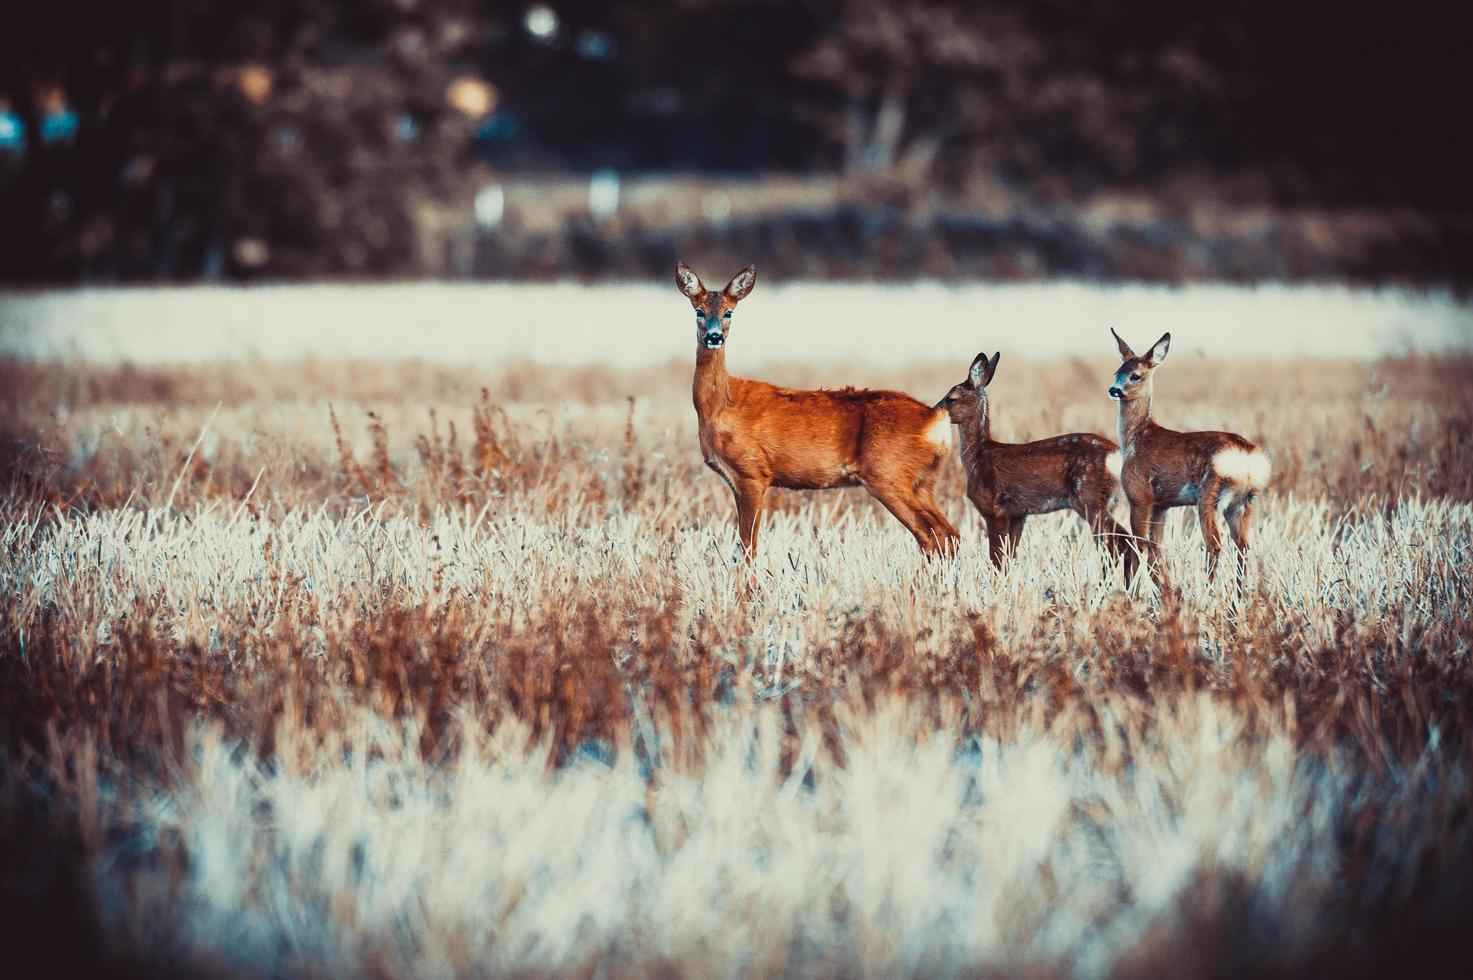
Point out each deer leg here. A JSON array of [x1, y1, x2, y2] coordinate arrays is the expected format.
[[983, 514, 1010, 568], [866, 482, 942, 554], [1225, 491, 1256, 585], [1226, 491, 1255, 553], [1076, 492, 1137, 584], [1104, 514, 1138, 584], [733, 479, 768, 559], [1128, 502, 1152, 570], [1129, 500, 1163, 588], [1007, 515, 1026, 558], [1198, 478, 1225, 579], [911, 466, 960, 555], [914, 487, 961, 555], [1148, 506, 1169, 546], [1150, 504, 1174, 594], [920, 503, 960, 555]]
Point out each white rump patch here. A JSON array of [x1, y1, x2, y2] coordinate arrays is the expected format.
[[1212, 447, 1271, 489], [1104, 450, 1123, 481], [925, 413, 953, 449]]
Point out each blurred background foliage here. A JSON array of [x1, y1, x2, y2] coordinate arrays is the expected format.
[[1, 0, 1468, 284]]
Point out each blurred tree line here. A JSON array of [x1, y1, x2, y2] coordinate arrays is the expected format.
[[0, 0, 1467, 282]]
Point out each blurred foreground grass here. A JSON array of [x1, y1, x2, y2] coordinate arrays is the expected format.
[[2, 353, 1471, 977]]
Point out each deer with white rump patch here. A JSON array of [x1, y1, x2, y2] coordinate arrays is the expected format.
[[676, 263, 959, 558], [936, 351, 1136, 579], [1108, 329, 1271, 584]]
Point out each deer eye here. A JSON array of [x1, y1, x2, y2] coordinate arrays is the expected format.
[[1130, 374, 1141, 382], [723, 310, 732, 319], [695, 311, 705, 320]]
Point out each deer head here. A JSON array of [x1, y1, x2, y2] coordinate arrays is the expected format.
[[675, 263, 756, 351], [936, 351, 1000, 424], [1108, 328, 1170, 402]]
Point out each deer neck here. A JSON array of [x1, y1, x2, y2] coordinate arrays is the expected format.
[[1117, 391, 1153, 453], [692, 346, 733, 421], [958, 402, 992, 471]]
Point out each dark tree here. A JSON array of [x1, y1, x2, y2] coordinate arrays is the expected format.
[[1, 0, 1467, 283]]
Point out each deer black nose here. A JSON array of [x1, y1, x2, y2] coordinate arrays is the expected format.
[[1108, 386, 1123, 399]]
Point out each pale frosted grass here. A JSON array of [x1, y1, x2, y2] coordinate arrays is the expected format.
[[6, 344, 1470, 976], [2, 281, 1469, 368], [8, 494, 1470, 675], [9, 489, 1469, 976], [81, 696, 1345, 979]]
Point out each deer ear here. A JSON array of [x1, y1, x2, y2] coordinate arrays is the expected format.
[[968, 352, 988, 388], [724, 265, 756, 301], [1111, 327, 1136, 360], [987, 351, 1001, 385], [1146, 332, 1171, 365], [676, 263, 704, 299]]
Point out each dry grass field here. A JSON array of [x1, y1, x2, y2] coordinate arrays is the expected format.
[[2, 285, 1472, 977]]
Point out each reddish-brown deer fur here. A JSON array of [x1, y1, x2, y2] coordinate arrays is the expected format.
[[937, 352, 1137, 579], [1108, 329, 1271, 584], [676, 263, 959, 557]]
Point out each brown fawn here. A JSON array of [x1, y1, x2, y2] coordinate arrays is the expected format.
[[1108, 329, 1270, 583], [937, 351, 1137, 579], [676, 263, 960, 557]]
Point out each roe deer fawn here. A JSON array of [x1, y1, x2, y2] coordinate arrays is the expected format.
[[1108, 329, 1270, 584], [676, 263, 959, 557], [936, 351, 1136, 579]]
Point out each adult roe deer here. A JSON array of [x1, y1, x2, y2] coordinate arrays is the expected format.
[[676, 263, 959, 557], [936, 351, 1137, 580], [1108, 329, 1270, 584]]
